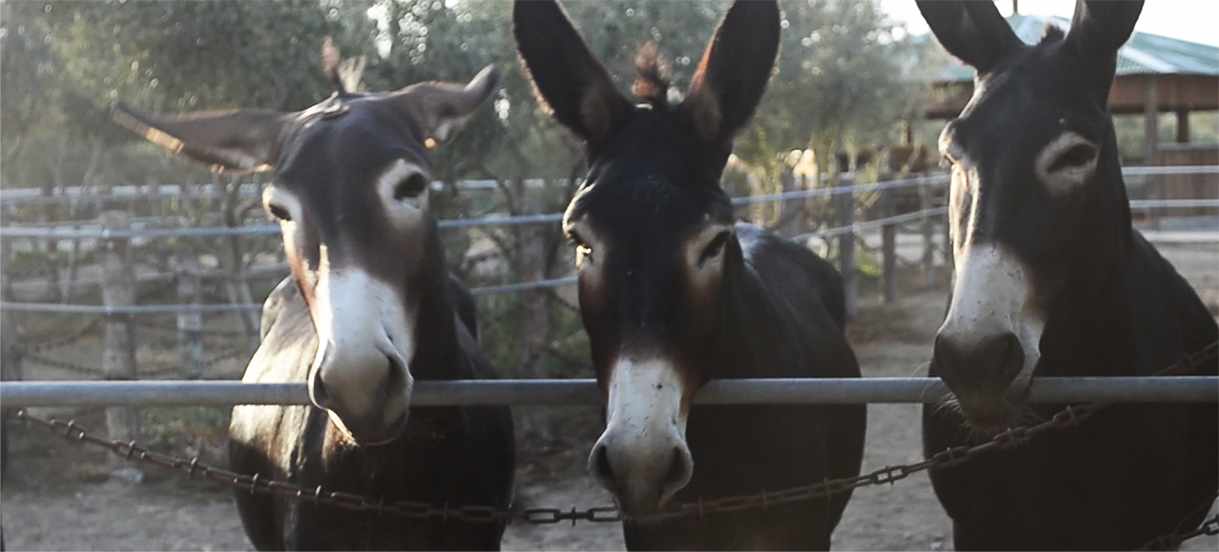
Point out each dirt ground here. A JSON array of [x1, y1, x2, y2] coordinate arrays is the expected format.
[[2, 243, 1217, 551]]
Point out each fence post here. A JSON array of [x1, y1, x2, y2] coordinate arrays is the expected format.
[[919, 175, 936, 288], [99, 211, 142, 457], [1, 310, 22, 477], [175, 255, 204, 378], [941, 206, 952, 284], [881, 191, 898, 304], [836, 172, 858, 320]]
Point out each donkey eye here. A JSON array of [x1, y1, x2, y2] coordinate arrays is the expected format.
[[576, 243, 594, 266], [698, 231, 731, 267], [393, 173, 429, 201], [267, 203, 292, 222], [1048, 143, 1097, 173], [568, 231, 594, 265]]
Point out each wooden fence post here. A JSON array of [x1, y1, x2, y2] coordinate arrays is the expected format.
[[836, 172, 858, 320], [99, 211, 141, 451], [175, 254, 204, 378], [919, 175, 936, 288], [942, 206, 953, 284], [1, 310, 23, 477], [881, 191, 898, 304]]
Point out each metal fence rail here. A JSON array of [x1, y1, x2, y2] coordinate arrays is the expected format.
[[3, 377, 1217, 407], [1, 164, 1213, 206], [4, 167, 1216, 240], [3, 199, 1216, 315], [0, 171, 947, 240]]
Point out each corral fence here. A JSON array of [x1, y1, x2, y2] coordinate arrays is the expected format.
[[1, 164, 1215, 394], [1, 165, 1217, 547]]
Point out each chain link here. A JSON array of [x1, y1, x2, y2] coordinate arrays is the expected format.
[[11, 340, 1218, 536]]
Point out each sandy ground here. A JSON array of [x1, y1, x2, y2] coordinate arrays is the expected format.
[[2, 242, 1217, 551]]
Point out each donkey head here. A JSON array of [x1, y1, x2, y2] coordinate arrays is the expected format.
[[515, 0, 779, 514], [918, 0, 1143, 432], [114, 48, 498, 445]]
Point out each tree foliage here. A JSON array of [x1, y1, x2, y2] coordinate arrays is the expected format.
[[1, 0, 926, 391]]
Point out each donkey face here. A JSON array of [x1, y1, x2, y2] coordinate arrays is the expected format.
[[515, 0, 779, 514], [918, 0, 1142, 432], [114, 63, 499, 445]]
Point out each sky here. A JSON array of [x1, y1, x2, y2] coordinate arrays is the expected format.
[[879, 0, 1219, 48]]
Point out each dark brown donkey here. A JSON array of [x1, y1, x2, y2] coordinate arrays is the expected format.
[[112, 52, 514, 549], [515, 1, 865, 548], [918, 1, 1217, 548]]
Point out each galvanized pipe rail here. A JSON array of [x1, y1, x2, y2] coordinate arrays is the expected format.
[[3, 377, 1217, 407]]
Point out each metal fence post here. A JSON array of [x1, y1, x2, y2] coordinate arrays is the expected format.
[[881, 191, 898, 304], [175, 255, 204, 378], [836, 172, 858, 320], [99, 211, 141, 450]]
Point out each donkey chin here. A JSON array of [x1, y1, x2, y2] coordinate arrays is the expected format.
[[325, 390, 413, 447], [940, 373, 1040, 439]]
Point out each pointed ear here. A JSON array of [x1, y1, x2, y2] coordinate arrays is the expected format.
[[681, 0, 780, 143], [513, 0, 631, 148], [111, 103, 288, 173], [1064, 0, 1143, 98], [392, 65, 501, 148], [916, 0, 1022, 73]]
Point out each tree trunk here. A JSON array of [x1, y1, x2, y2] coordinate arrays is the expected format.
[[220, 175, 258, 335]]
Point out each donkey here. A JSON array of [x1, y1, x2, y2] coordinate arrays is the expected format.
[[112, 55, 514, 549], [917, 1, 1218, 548], [515, 1, 865, 548]]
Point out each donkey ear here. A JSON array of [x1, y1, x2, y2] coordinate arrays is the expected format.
[[916, 1, 1022, 74], [1064, 0, 1143, 97], [1066, 0, 1143, 54], [681, 0, 780, 143], [111, 103, 288, 173], [513, 0, 631, 147], [392, 65, 501, 147]]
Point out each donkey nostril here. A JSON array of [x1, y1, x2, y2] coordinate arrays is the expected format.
[[310, 373, 332, 408], [996, 333, 1024, 382], [593, 443, 615, 484], [383, 355, 407, 393], [665, 446, 687, 486]]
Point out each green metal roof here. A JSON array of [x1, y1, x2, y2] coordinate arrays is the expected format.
[[926, 14, 1219, 82]]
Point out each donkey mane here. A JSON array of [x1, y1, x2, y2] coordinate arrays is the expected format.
[[632, 41, 672, 109]]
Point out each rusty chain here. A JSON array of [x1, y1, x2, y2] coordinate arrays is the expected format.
[[12, 340, 1218, 535]]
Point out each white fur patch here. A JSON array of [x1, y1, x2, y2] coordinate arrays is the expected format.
[[376, 159, 430, 230], [604, 357, 689, 437], [263, 185, 303, 222], [1035, 131, 1098, 197], [593, 357, 692, 505], [940, 243, 1044, 393], [309, 248, 416, 430]]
